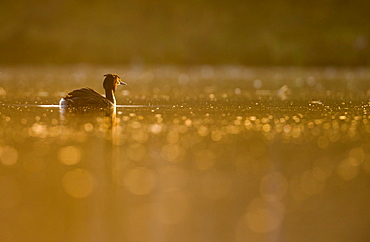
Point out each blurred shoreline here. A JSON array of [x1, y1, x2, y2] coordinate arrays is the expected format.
[[1, 0, 369, 66]]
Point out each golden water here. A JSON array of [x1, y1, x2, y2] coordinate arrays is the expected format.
[[0, 66, 369, 241]]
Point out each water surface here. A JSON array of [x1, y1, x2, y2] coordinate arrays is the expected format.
[[1, 66, 370, 242]]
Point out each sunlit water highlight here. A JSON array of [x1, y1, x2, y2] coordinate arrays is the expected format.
[[0, 66, 370, 242], [6, 104, 154, 108]]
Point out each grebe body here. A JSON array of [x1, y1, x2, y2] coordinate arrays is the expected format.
[[60, 74, 126, 109]]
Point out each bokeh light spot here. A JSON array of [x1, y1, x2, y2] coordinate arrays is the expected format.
[[58, 146, 82, 165], [337, 159, 359, 180], [349, 147, 365, 166], [161, 144, 183, 162], [84, 123, 94, 132], [211, 130, 223, 141], [62, 169, 94, 198], [0, 146, 18, 166], [150, 124, 163, 134]]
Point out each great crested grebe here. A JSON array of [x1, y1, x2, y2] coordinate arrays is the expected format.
[[59, 74, 127, 108]]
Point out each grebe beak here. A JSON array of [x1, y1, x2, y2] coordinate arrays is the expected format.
[[120, 81, 127, 85]]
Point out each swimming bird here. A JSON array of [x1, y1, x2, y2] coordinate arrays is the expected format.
[[60, 74, 127, 109]]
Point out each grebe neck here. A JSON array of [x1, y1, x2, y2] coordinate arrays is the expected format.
[[105, 89, 116, 104]]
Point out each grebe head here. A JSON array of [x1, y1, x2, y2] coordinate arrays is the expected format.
[[103, 74, 127, 92]]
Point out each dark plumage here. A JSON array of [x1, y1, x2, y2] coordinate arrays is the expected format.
[[60, 74, 126, 109]]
